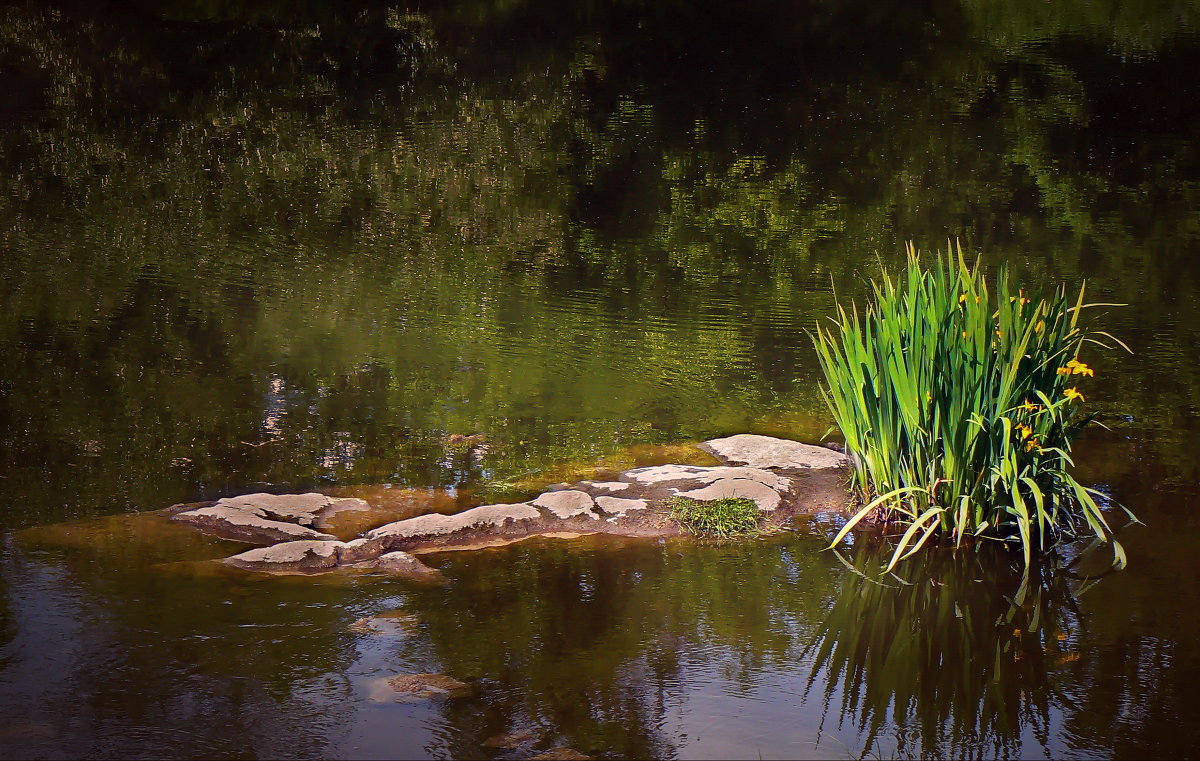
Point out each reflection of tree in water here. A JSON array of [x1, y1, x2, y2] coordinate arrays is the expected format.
[[803, 541, 1091, 760], [0, 1, 1198, 758], [5, 523, 373, 758], [3, 0, 1200, 528]]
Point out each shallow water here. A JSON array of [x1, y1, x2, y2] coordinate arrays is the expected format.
[[2, 1, 1200, 758]]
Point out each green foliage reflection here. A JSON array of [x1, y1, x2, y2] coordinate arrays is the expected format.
[[805, 542, 1088, 759]]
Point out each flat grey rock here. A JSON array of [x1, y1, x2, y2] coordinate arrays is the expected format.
[[621, 464, 791, 492], [366, 503, 541, 543], [620, 464, 709, 485], [595, 496, 648, 521], [223, 540, 345, 572], [171, 504, 339, 544], [584, 481, 630, 493], [532, 490, 598, 519], [700, 434, 848, 471], [215, 492, 369, 526]]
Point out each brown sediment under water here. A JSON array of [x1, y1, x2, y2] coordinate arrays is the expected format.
[[2, 1, 1200, 758]]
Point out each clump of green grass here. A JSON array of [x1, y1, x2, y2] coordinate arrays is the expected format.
[[812, 244, 1136, 570], [667, 496, 762, 538]]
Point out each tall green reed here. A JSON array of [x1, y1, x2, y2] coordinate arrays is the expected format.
[[812, 244, 1135, 570]]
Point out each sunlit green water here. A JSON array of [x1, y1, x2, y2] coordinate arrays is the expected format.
[[2, 0, 1199, 758]]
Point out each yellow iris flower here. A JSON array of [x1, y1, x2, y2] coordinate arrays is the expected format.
[[1063, 387, 1085, 402], [1057, 359, 1095, 377]]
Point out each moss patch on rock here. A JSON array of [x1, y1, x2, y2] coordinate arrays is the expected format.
[[666, 496, 762, 538]]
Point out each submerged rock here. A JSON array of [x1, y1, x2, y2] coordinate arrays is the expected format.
[[383, 673, 472, 699], [369, 551, 446, 583], [699, 433, 848, 471], [482, 730, 538, 749], [346, 618, 381, 635], [531, 748, 592, 761], [347, 609, 420, 636]]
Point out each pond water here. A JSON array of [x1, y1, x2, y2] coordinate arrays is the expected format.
[[2, 1, 1199, 758]]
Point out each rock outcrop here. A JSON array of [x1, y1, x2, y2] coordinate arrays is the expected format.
[[170, 435, 849, 577], [169, 493, 371, 544]]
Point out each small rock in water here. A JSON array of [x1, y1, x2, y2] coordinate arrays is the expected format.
[[531, 748, 592, 761], [347, 609, 420, 636], [346, 617, 381, 635], [384, 673, 472, 700], [370, 551, 447, 584], [482, 730, 538, 749]]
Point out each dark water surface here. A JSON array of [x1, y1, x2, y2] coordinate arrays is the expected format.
[[2, 1, 1200, 758]]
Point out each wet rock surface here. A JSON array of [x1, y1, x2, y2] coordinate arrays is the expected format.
[[378, 673, 472, 700], [172, 435, 849, 575], [369, 551, 447, 583], [530, 748, 593, 761], [347, 609, 420, 636], [482, 730, 538, 749]]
